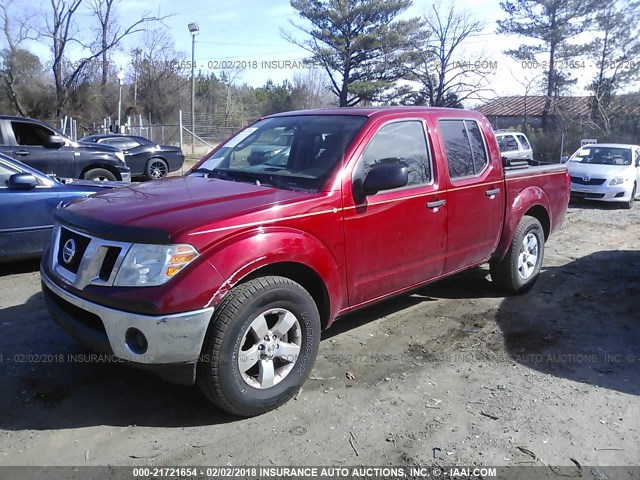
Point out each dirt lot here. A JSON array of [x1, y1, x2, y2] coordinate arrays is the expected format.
[[0, 200, 639, 472]]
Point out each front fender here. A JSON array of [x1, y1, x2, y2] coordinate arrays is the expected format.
[[493, 186, 551, 261], [204, 226, 344, 318]]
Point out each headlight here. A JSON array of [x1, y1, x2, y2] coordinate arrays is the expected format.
[[114, 244, 199, 287], [115, 151, 126, 164], [609, 177, 627, 185]]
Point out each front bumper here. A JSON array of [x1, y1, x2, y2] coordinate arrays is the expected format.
[[570, 182, 634, 202], [117, 166, 132, 182], [41, 268, 213, 384]]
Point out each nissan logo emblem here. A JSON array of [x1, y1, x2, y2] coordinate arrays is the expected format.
[[62, 238, 76, 264], [583, 176, 590, 182]]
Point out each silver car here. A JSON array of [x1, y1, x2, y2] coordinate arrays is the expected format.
[[495, 130, 534, 162], [567, 143, 640, 209]]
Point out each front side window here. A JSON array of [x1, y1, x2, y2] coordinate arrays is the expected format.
[[440, 119, 489, 179], [360, 121, 431, 187], [192, 115, 367, 192], [11, 122, 55, 146], [0, 160, 20, 187]]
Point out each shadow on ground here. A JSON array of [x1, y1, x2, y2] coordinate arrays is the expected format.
[[494, 249, 640, 396]]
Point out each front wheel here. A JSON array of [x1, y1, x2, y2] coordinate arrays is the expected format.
[[622, 183, 636, 210], [83, 168, 116, 182], [197, 276, 321, 417], [490, 216, 545, 294]]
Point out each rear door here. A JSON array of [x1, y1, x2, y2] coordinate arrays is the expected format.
[[436, 118, 504, 274], [9, 121, 75, 177], [343, 118, 447, 306]]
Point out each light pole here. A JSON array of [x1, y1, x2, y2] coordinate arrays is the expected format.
[[117, 70, 125, 133], [188, 22, 199, 155]]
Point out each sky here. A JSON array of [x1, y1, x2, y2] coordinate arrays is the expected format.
[[12, 0, 607, 107]]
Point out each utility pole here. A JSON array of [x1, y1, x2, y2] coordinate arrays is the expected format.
[[188, 23, 199, 155]]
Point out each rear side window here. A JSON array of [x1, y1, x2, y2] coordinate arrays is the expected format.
[[517, 134, 531, 150], [465, 120, 488, 174], [361, 121, 431, 187], [440, 119, 489, 179]]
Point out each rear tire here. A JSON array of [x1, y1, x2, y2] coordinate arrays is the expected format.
[[83, 168, 116, 182], [490, 216, 545, 294], [145, 158, 169, 180], [622, 183, 636, 210], [197, 276, 320, 417]]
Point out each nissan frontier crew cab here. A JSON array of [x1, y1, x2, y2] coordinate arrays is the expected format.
[[40, 107, 570, 417]]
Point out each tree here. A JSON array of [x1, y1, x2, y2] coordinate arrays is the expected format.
[[34, 0, 166, 116], [285, 0, 422, 107], [290, 69, 334, 109], [395, 3, 495, 107], [587, 1, 640, 136], [497, 0, 596, 130], [135, 29, 186, 123]]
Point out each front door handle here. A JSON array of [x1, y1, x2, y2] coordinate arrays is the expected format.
[[14, 150, 30, 156], [426, 199, 446, 209], [485, 188, 500, 197]]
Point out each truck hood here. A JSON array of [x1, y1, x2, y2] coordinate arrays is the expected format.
[[567, 162, 634, 178], [62, 176, 314, 239]]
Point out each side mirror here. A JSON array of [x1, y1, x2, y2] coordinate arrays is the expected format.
[[560, 155, 569, 163], [362, 164, 408, 196], [45, 135, 66, 148], [8, 173, 38, 189]]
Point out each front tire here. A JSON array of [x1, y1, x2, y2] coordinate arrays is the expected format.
[[622, 183, 636, 210], [197, 276, 321, 417], [83, 168, 117, 182], [490, 216, 545, 294]]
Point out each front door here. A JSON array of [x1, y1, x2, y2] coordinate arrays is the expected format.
[[0, 160, 59, 257], [9, 121, 75, 177], [343, 119, 447, 307]]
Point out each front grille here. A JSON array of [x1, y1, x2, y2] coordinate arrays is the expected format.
[[585, 193, 605, 199], [44, 284, 106, 334], [570, 176, 606, 186], [57, 228, 91, 273], [99, 247, 122, 281]]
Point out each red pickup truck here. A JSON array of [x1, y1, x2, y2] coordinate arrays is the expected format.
[[40, 107, 570, 416]]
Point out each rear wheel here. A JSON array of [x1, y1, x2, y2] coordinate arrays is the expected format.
[[145, 158, 169, 180], [83, 168, 116, 182], [622, 182, 636, 210], [490, 216, 545, 294], [197, 276, 320, 417]]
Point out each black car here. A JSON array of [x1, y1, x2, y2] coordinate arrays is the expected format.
[[79, 134, 185, 180], [0, 115, 131, 182], [0, 153, 122, 261]]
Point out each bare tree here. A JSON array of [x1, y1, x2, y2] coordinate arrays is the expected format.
[[291, 68, 334, 109], [399, 3, 495, 107], [34, 0, 167, 116], [0, 0, 36, 116]]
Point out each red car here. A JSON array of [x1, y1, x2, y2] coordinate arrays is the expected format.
[[40, 107, 570, 416]]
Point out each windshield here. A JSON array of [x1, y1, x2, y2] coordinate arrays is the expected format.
[[190, 115, 368, 191], [570, 146, 632, 166]]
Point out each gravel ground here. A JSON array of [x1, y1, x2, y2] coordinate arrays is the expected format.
[[0, 199, 638, 474]]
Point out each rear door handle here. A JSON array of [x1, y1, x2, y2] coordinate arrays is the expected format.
[[14, 150, 30, 156], [426, 199, 446, 209], [485, 188, 500, 197]]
